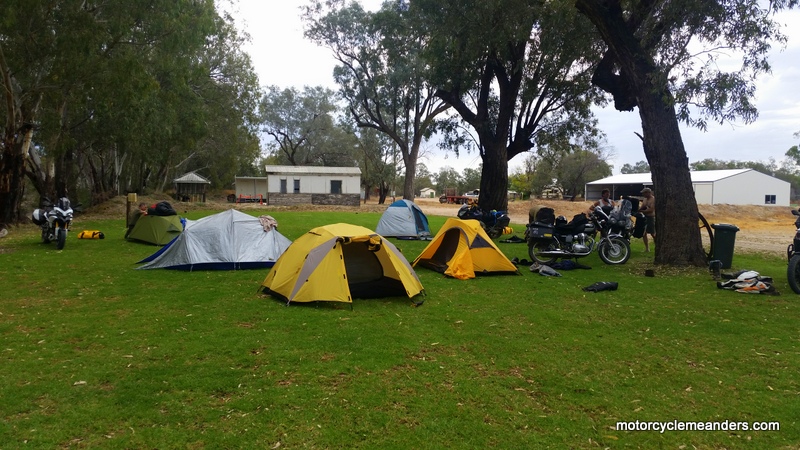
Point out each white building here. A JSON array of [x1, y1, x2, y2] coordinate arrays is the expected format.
[[233, 176, 268, 202], [419, 187, 436, 198], [586, 169, 790, 206], [263, 165, 362, 206]]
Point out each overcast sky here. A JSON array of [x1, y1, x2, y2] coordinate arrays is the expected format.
[[228, 1, 800, 175]]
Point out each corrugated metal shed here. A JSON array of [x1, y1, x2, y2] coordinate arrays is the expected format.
[[585, 169, 790, 206]]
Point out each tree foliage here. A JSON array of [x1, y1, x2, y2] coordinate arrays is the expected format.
[[259, 86, 355, 166], [574, 0, 792, 265], [620, 160, 651, 174], [412, 0, 605, 212], [303, 0, 451, 200], [0, 0, 262, 228]]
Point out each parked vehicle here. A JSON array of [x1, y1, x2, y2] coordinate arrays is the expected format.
[[463, 189, 480, 199], [525, 204, 631, 265], [31, 197, 74, 250], [457, 203, 511, 239], [786, 209, 800, 293]]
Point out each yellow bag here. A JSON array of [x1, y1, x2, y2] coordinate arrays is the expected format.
[[78, 230, 105, 239]]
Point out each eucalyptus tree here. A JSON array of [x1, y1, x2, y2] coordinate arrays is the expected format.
[[620, 160, 651, 174], [180, 12, 263, 189], [412, 0, 604, 212], [1, 0, 257, 229], [259, 85, 347, 166], [303, 0, 451, 200], [353, 126, 397, 203], [574, 0, 793, 265], [434, 167, 463, 196], [552, 149, 613, 198]]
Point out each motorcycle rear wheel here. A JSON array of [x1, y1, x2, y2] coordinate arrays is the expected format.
[[42, 227, 51, 243], [598, 236, 630, 265], [528, 241, 557, 265], [787, 254, 800, 294], [56, 228, 66, 250], [486, 225, 502, 239]]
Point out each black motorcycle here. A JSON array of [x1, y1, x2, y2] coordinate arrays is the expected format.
[[457, 203, 511, 239], [786, 209, 800, 294], [525, 205, 631, 265]]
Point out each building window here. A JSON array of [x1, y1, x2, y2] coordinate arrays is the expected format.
[[280, 179, 287, 194], [293, 179, 300, 194], [331, 180, 342, 194], [765, 194, 776, 204]]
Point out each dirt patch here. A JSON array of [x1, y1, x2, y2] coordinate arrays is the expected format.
[[77, 194, 793, 257], [414, 197, 792, 257]]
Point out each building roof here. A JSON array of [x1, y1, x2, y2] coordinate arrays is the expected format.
[[173, 171, 211, 184], [587, 169, 754, 185], [264, 165, 361, 176]]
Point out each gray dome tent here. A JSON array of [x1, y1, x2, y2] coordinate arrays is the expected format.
[[375, 199, 431, 240], [137, 209, 291, 270]]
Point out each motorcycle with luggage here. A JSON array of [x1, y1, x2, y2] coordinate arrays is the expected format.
[[31, 197, 74, 250], [457, 203, 511, 239], [525, 201, 632, 265]]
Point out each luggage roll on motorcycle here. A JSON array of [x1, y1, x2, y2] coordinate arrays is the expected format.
[[32, 197, 74, 250], [524, 205, 630, 265]]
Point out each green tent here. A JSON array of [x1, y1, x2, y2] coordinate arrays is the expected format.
[[127, 214, 183, 245]]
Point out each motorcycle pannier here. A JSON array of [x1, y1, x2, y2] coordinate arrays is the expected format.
[[527, 223, 553, 239], [32, 209, 46, 226]]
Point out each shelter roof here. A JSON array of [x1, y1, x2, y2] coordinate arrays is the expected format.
[[264, 165, 361, 176], [173, 171, 211, 184]]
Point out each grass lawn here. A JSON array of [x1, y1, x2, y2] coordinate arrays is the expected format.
[[1, 208, 798, 449]]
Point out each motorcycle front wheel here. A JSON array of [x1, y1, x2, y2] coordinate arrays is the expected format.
[[56, 228, 66, 250], [787, 254, 800, 294], [528, 241, 557, 265], [598, 236, 630, 265]]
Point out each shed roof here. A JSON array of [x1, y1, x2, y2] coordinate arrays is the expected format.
[[173, 171, 211, 184], [587, 169, 753, 185], [264, 165, 361, 176]]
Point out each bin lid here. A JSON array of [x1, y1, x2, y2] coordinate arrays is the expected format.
[[711, 223, 740, 231]]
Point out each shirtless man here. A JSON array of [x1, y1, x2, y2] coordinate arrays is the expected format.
[[638, 187, 655, 252]]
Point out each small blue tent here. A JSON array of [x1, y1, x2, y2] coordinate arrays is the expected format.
[[375, 199, 431, 240]]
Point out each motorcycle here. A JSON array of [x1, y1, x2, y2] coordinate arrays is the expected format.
[[525, 202, 631, 265], [32, 197, 74, 250], [786, 209, 800, 293], [457, 203, 511, 239]]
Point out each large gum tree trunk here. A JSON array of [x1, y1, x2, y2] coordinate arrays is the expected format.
[[637, 88, 707, 266], [479, 142, 509, 212], [0, 138, 26, 229]]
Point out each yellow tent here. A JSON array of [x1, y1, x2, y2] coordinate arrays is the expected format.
[[261, 223, 425, 304], [413, 218, 518, 280]]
